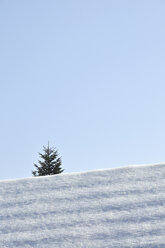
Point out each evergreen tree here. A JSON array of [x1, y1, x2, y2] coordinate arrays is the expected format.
[[32, 143, 64, 176]]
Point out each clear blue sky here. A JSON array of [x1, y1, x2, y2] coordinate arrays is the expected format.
[[1, 0, 165, 180]]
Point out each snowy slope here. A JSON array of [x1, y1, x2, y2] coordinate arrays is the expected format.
[[1, 163, 165, 247]]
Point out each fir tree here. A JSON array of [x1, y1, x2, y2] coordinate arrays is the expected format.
[[32, 143, 64, 176]]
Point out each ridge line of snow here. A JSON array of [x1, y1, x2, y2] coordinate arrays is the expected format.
[[1, 162, 165, 183]]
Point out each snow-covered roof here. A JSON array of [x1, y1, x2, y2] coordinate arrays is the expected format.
[[1, 163, 165, 247]]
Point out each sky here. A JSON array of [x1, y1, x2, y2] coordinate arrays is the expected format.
[[0, 0, 165, 180]]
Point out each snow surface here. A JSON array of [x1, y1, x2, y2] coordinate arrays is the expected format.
[[1, 163, 165, 247]]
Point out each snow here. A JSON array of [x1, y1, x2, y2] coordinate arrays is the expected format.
[[1, 163, 165, 247]]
